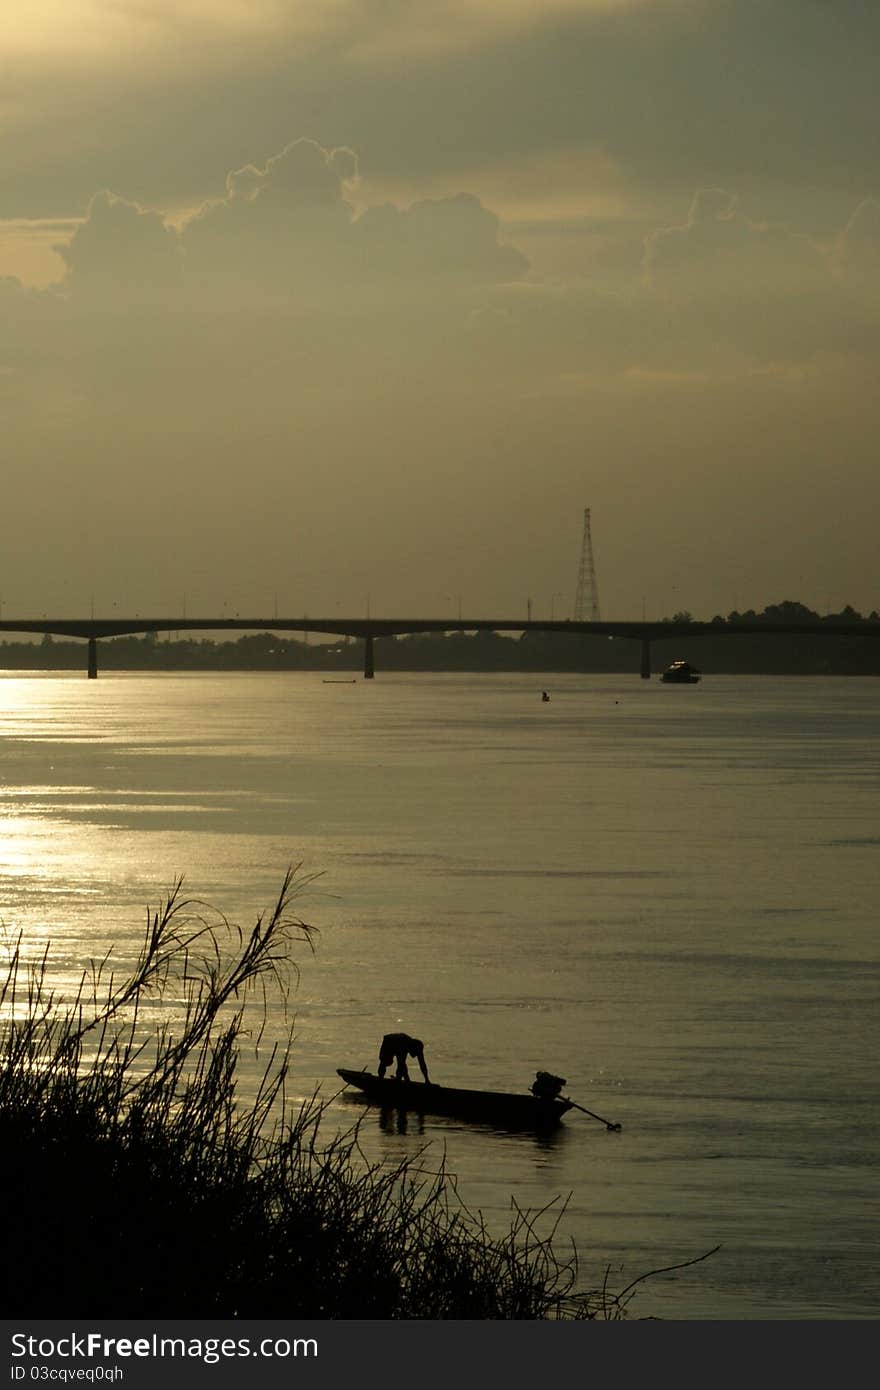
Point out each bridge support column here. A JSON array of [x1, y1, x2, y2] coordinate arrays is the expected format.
[[640, 637, 651, 679], [363, 633, 374, 679], [87, 637, 98, 679]]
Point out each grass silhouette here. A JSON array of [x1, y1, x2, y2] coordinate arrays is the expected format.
[[0, 872, 710, 1317]]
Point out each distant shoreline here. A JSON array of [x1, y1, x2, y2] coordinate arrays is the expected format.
[[3, 628, 880, 676]]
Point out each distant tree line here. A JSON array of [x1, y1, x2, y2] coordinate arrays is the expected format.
[[674, 600, 880, 627]]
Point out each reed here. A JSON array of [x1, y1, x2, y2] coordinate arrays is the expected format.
[[0, 873, 682, 1318]]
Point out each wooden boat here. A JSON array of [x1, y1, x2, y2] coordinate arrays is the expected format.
[[660, 660, 701, 684], [336, 1069, 572, 1128]]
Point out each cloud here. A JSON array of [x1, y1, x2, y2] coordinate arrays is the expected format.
[[6, 155, 879, 403], [355, 193, 529, 284], [224, 138, 360, 207], [36, 138, 527, 316], [55, 190, 181, 300], [179, 138, 527, 302], [643, 187, 738, 271], [5, 1, 879, 236], [642, 187, 828, 298], [5, 161, 880, 623], [179, 139, 357, 300], [6, 9, 880, 623]]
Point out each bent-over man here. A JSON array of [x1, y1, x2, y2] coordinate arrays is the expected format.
[[378, 1032, 431, 1083]]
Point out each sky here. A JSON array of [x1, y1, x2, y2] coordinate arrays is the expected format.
[[2, 0, 879, 622]]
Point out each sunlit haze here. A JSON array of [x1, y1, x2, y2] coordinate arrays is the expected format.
[[3, 1, 878, 621]]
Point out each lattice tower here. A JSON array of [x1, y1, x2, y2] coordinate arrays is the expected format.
[[573, 507, 601, 622]]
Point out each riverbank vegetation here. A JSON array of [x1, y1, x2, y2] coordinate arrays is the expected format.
[[0, 873, 677, 1319]]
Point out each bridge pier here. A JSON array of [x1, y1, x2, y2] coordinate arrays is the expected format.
[[363, 633, 374, 679], [640, 637, 651, 679], [87, 636, 98, 679]]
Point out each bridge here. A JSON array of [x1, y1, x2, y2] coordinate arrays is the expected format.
[[1, 617, 878, 679]]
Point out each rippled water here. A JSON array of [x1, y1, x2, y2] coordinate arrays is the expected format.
[[1, 670, 877, 1318]]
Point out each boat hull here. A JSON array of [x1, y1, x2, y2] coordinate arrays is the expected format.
[[336, 1069, 572, 1128]]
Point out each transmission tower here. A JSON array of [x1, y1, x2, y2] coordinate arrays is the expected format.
[[573, 507, 601, 621]]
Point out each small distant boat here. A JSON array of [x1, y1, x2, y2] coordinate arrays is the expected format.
[[661, 660, 701, 684], [336, 1069, 572, 1129], [323, 679, 357, 684]]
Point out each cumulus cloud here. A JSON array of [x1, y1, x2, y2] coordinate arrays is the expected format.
[[35, 137, 527, 316], [643, 188, 739, 274], [223, 138, 359, 208], [639, 187, 828, 325], [55, 191, 181, 300], [355, 193, 529, 284], [178, 138, 527, 303], [642, 187, 827, 297], [179, 139, 357, 301], [4, 152, 878, 396]]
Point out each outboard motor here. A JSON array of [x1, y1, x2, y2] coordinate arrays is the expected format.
[[530, 1071, 566, 1101]]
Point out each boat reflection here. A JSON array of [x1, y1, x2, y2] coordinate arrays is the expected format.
[[378, 1105, 425, 1137], [362, 1099, 569, 1150]]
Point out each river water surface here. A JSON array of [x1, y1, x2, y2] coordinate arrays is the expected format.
[[0, 670, 877, 1319]]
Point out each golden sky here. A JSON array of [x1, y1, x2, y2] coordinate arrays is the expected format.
[[2, 1, 878, 619]]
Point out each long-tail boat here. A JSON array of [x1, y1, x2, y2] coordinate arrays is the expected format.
[[336, 1069, 573, 1129]]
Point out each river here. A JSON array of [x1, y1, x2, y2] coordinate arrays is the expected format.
[[0, 670, 877, 1319]]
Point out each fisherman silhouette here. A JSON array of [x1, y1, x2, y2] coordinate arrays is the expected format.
[[542, 691, 550, 702], [378, 1033, 431, 1083]]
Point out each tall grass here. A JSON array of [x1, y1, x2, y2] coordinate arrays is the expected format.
[[0, 873, 706, 1318]]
